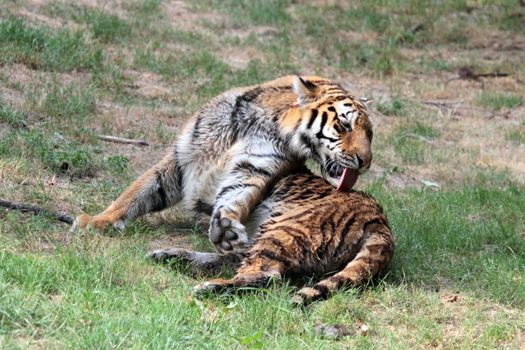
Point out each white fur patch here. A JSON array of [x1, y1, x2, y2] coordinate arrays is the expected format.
[[336, 101, 358, 128]]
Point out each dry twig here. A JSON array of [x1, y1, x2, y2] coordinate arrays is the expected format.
[[97, 134, 149, 147], [0, 198, 74, 225]]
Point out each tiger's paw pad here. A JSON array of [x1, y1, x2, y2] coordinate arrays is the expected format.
[[291, 287, 322, 306], [209, 211, 248, 253]]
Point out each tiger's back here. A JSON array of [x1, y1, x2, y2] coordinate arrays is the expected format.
[[251, 173, 393, 276]]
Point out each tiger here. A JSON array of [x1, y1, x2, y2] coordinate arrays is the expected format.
[[74, 75, 374, 255], [149, 171, 394, 305]]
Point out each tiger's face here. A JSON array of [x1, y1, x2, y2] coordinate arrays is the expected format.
[[293, 76, 373, 181]]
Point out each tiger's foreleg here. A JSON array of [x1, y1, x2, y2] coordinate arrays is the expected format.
[[148, 248, 240, 275], [74, 150, 183, 231], [193, 253, 285, 295], [292, 223, 394, 305], [209, 154, 287, 255]]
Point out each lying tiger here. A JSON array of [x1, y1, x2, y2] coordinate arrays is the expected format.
[[149, 171, 394, 305], [74, 76, 374, 255]]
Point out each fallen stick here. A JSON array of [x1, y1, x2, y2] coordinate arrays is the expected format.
[[0, 198, 74, 225], [97, 134, 149, 147]]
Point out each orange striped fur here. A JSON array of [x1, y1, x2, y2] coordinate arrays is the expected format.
[[150, 172, 394, 305]]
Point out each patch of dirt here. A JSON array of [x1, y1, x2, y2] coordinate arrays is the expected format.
[[468, 27, 525, 51], [224, 25, 280, 42], [18, 8, 70, 29], [123, 70, 175, 100], [148, 233, 194, 251], [161, 1, 225, 33], [217, 46, 265, 70]]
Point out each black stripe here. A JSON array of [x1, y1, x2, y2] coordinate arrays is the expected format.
[[174, 152, 184, 191], [229, 87, 264, 142], [363, 218, 386, 233], [257, 238, 296, 262], [327, 106, 336, 112], [300, 133, 321, 160], [298, 76, 317, 92], [232, 161, 272, 177], [193, 200, 213, 215], [192, 115, 202, 140], [329, 275, 347, 289], [270, 225, 307, 236], [312, 283, 330, 297], [278, 208, 314, 223], [152, 173, 168, 212], [315, 113, 338, 143], [333, 215, 357, 254], [315, 210, 337, 258], [245, 152, 287, 161], [316, 132, 339, 143], [269, 225, 310, 255], [306, 109, 318, 129], [217, 183, 257, 198], [318, 112, 328, 132], [259, 249, 291, 267]]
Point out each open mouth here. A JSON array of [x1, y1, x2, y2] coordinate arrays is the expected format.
[[325, 160, 359, 191]]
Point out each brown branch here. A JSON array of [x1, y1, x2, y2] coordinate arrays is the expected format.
[[0, 198, 74, 225], [457, 67, 509, 81], [97, 134, 149, 147]]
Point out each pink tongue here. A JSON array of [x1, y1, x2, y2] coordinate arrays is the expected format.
[[336, 168, 359, 192]]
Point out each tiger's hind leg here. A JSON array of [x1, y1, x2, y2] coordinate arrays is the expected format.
[[74, 151, 183, 231], [148, 248, 239, 275], [292, 223, 394, 305], [193, 253, 286, 295]]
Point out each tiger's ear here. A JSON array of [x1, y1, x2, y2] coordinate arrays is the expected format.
[[293, 75, 318, 106]]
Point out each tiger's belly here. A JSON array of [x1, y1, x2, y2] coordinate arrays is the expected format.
[[180, 160, 227, 213]]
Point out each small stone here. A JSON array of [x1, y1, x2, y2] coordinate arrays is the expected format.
[[313, 324, 350, 340]]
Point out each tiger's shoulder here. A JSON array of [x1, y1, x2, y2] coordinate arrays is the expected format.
[[269, 172, 383, 211]]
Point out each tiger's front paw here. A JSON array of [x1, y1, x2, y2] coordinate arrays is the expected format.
[[209, 209, 249, 254], [71, 213, 126, 232]]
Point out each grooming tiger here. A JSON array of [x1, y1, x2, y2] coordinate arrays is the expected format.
[[74, 75, 373, 255], [149, 171, 394, 305]]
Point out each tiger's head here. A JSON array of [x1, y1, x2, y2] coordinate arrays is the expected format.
[[290, 76, 373, 185]]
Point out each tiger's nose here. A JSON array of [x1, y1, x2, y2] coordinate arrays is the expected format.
[[356, 153, 372, 171]]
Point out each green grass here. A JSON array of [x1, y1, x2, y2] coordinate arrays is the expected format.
[[203, 0, 291, 26], [0, 129, 99, 177], [507, 122, 525, 144], [477, 92, 524, 111], [376, 98, 407, 117], [389, 119, 440, 165], [0, 18, 103, 72], [1, 1, 525, 348], [32, 82, 97, 121], [0, 99, 27, 128]]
